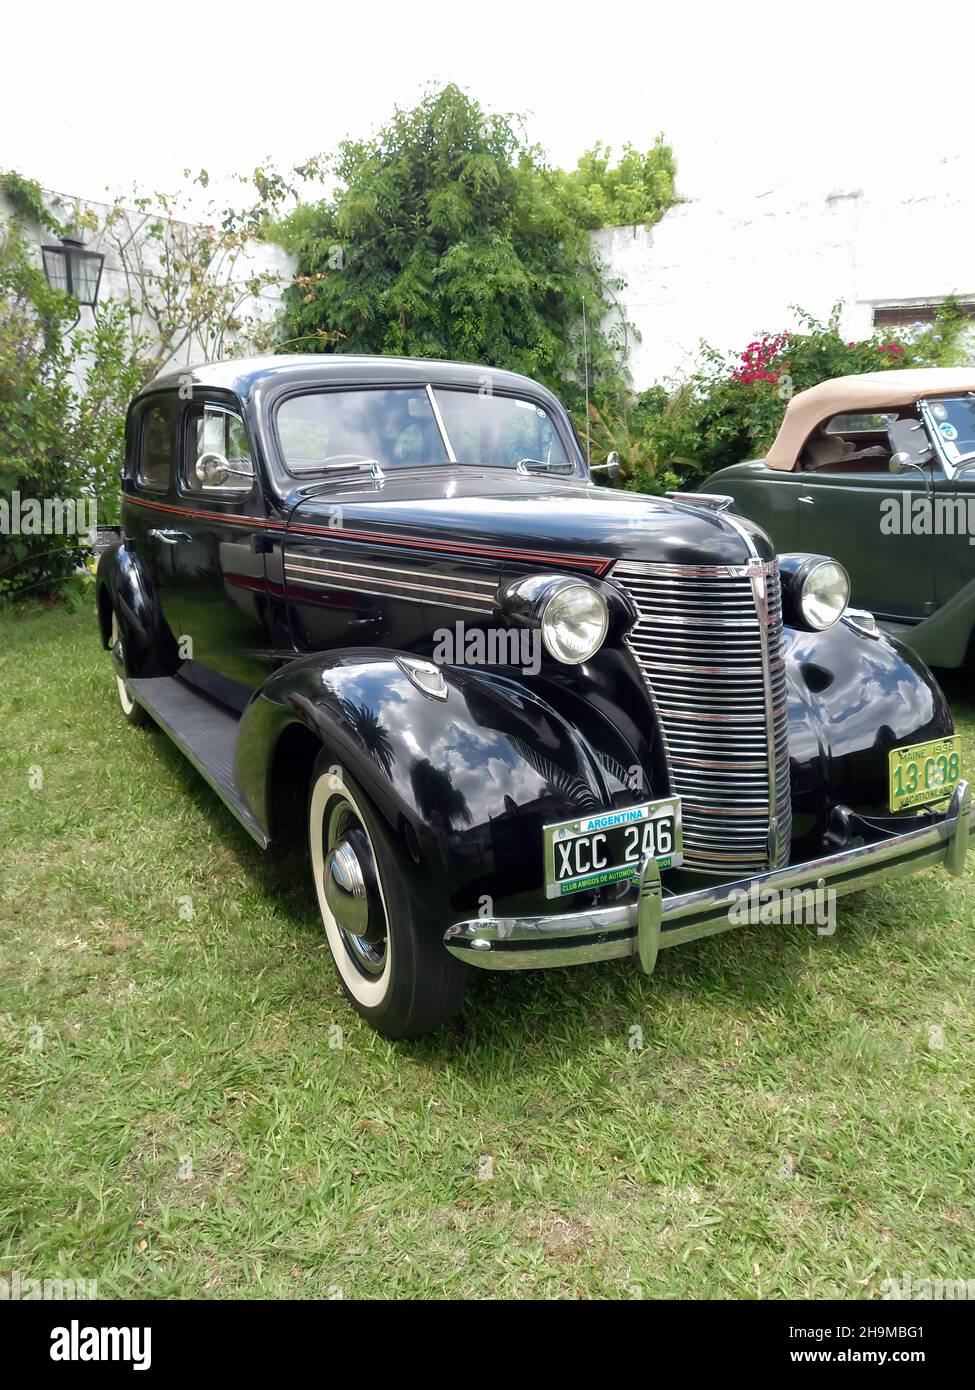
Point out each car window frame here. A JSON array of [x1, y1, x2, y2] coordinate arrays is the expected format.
[[270, 382, 451, 481], [430, 383, 584, 477], [178, 396, 257, 504], [267, 380, 586, 489], [135, 394, 179, 496], [919, 396, 975, 480]]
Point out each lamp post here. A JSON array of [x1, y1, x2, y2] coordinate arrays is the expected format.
[[40, 235, 105, 315]]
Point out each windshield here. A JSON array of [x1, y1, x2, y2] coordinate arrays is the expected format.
[[275, 384, 579, 476], [926, 395, 975, 465]]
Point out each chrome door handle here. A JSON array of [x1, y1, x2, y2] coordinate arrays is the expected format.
[[148, 528, 190, 544], [797, 496, 815, 505]]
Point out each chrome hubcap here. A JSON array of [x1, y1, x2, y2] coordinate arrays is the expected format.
[[323, 803, 387, 976]]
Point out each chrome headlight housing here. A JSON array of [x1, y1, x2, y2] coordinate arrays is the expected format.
[[779, 554, 850, 632], [541, 581, 609, 663], [499, 574, 610, 664]]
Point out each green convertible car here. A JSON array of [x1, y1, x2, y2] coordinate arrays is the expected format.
[[701, 368, 975, 669]]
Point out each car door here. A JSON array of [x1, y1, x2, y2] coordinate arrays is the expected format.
[[795, 464, 936, 623], [164, 395, 275, 710], [124, 391, 187, 650]]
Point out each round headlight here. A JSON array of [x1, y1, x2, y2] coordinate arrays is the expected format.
[[541, 582, 609, 663], [800, 560, 850, 630]]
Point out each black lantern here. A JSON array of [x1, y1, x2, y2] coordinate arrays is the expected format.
[[41, 235, 105, 309]]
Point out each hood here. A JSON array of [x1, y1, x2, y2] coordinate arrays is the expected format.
[[285, 467, 775, 572]]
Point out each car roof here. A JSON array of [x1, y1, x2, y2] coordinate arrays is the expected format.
[[136, 354, 561, 407], [766, 368, 975, 470]]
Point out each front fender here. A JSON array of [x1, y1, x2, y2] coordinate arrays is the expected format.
[[786, 617, 954, 857], [95, 540, 178, 678], [897, 576, 975, 670], [238, 649, 662, 928]]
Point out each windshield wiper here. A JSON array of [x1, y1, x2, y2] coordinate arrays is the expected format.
[[515, 458, 578, 476], [290, 457, 386, 481]]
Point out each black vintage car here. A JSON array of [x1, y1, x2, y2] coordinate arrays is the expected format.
[[97, 356, 972, 1037]]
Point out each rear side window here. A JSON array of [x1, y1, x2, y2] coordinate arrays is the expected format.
[[138, 400, 176, 493]]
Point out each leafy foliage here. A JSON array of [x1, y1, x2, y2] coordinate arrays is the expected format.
[[0, 222, 145, 602], [94, 164, 325, 376], [551, 139, 678, 229], [595, 301, 974, 494], [0, 170, 65, 235], [276, 86, 654, 402]]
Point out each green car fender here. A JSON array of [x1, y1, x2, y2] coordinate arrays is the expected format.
[[899, 575, 975, 670]]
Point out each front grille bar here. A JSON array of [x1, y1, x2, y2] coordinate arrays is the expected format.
[[613, 558, 792, 876]]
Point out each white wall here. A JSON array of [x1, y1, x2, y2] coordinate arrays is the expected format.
[[0, 185, 295, 375], [594, 153, 975, 389], [6, 157, 973, 392]]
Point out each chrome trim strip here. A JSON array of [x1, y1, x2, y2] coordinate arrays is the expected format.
[[283, 570, 493, 614], [283, 550, 499, 588], [619, 561, 772, 579], [444, 783, 972, 969], [426, 383, 457, 463], [752, 570, 790, 868], [284, 560, 498, 604]]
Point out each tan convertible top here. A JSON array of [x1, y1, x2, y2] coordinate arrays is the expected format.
[[765, 368, 975, 470]]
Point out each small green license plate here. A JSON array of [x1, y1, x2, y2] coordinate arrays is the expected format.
[[889, 736, 961, 812]]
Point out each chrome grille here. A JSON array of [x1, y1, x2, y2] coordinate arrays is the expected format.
[[613, 559, 791, 877]]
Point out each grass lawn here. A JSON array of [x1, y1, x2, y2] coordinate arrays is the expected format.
[[1, 597, 974, 1300]]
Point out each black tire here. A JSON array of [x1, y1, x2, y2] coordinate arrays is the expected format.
[[307, 750, 468, 1038], [110, 610, 149, 726]]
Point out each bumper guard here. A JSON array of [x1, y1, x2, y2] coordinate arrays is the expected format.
[[443, 781, 972, 971]]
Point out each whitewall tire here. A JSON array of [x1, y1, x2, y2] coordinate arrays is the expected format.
[[307, 751, 468, 1038], [110, 611, 148, 726]]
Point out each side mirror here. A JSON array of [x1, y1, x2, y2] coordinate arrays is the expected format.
[[194, 452, 254, 488], [591, 449, 621, 479], [887, 419, 933, 473], [196, 451, 231, 486]]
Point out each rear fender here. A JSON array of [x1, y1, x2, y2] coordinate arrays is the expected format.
[[95, 540, 179, 677]]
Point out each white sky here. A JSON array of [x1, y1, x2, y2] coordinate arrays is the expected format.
[[4, 0, 974, 213]]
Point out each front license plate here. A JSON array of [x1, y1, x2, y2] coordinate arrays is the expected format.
[[544, 797, 682, 899], [889, 736, 961, 812]]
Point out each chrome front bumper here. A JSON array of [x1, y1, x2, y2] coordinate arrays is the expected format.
[[443, 781, 973, 972]]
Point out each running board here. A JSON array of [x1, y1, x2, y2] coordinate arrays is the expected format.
[[127, 676, 269, 847]]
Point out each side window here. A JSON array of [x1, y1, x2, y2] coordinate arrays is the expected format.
[[802, 413, 893, 474], [138, 400, 176, 493], [184, 403, 255, 498]]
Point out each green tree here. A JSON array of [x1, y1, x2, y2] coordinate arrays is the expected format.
[[276, 85, 647, 402], [553, 139, 678, 230]]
